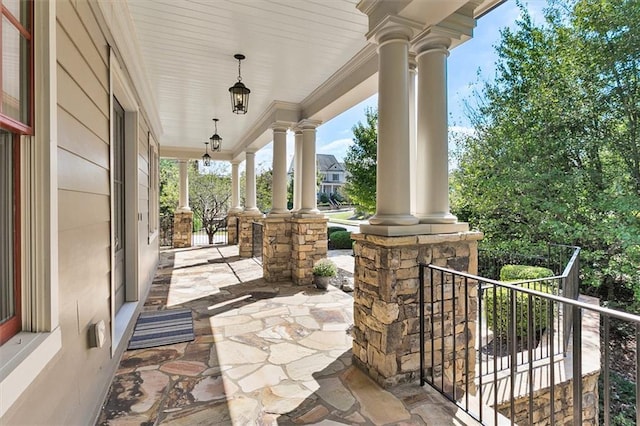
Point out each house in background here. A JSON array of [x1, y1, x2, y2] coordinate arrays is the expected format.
[[318, 154, 347, 195], [288, 153, 347, 195]]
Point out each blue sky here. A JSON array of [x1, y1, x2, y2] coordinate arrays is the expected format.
[[251, 1, 548, 171]]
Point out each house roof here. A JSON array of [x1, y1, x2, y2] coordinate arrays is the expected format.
[[288, 154, 345, 173]]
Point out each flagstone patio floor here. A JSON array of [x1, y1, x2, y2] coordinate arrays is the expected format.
[[97, 244, 479, 425]]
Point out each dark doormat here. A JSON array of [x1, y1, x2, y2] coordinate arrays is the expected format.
[[127, 308, 195, 350]]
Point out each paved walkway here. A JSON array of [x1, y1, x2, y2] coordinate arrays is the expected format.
[[97, 245, 477, 425]]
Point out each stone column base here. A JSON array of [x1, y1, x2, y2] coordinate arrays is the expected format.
[[351, 231, 483, 388], [291, 217, 328, 286], [238, 212, 264, 258], [263, 217, 292, 282], [172, 211, 193, 248]]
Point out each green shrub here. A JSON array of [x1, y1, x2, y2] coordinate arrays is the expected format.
[[312, 259, 337, 277], [330, 231, 353, 249], [327, 226, 347, 236], [485, 265, 556, 338], [192, 216, 203, 232], [500, 265, 554, 281], [319, 193, 330, 203]]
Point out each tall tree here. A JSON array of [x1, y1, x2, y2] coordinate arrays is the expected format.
[[159, 159, 179, 216], [344, 108, 377, 215], [452, 1, 640, 295], [189, 163, 231, 244], [256, 167, 273, 213]]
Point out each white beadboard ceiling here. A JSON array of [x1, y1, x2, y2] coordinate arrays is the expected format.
[[128, 0, 368, 159], [126, 0, 502, 160]]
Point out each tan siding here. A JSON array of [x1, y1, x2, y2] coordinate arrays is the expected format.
[[58, 148, 110, 195], [57, 66, 108, 140], [58, 223, 110, 300], [56, 0, 108, 79], [58, 190, 110, 231], [4, 1, 160, 424], [57, 27, 109, 116], [57, 107, 109, 169]]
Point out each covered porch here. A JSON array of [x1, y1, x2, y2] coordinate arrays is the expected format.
[[98, 245, 478, 425]]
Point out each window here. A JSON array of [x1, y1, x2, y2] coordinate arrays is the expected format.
[[332, 173, 339, 182], [0, 132, 19, 345], [0, 0, 33, 345]]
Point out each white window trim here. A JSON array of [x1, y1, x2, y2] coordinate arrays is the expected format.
[[109, 48, 141, 356], [148, 132, 159, 244], [0, 1, 60, 419]]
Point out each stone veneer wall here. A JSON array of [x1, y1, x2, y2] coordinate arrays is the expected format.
[[227, 213, 239, 245], [263, 217, 292, 282], [496, 371, 599, 425], [290, 217, 328, 286], [351, 231, 483, 388], [238, 213, 264, 258], [172, 211, 193, 248]]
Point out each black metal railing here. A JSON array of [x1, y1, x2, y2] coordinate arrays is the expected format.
[[419, 260, 640, 425], [478, 244, 578, 280], [192, 217, 229, 246], [159, 213, 174, 247], [252, 221, 263, 263]]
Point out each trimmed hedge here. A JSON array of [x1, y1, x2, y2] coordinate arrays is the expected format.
[[485, 265, 556, 338], [327, 226, 347, 237], [329, 231, 353, 249], [500, 265, 554, 281]]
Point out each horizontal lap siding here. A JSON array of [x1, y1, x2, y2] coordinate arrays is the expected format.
[[56, 1, 114, 424], [5, 2, 114, 425], [4, 1, 161, 424]]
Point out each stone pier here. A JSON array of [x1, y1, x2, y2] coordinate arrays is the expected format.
[[227, 213, 240, 245], [291, 217, 328, 286], [238, 212, 264, 258], [263, 217, 292, 282], [351, 231, 482, 388], [172, 211, 193, 248]]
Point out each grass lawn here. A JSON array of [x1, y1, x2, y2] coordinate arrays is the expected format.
[[324, 210, 355, 220]]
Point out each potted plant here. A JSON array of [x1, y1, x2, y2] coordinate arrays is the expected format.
[[312, 258, 337, 290]]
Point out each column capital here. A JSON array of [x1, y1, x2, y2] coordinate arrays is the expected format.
[[412, 28, 452, 56], [271, 121, 290, 132], [367, 15, 422, 45], [411, 15, 474, 55], [297, 119, 322, 131]]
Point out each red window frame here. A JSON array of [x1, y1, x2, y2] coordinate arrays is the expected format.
[[0, 0, 33, 345]]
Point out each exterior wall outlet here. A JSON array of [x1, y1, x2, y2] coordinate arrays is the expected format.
[[89, 320, 106, 348]]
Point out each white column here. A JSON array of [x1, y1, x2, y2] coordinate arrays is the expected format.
[[244, 151, 260, 213], [293, 129, 303, 212], [270, 124, 290, 216], [369, 28, 418, 226], [409, 56, 417, 216], [177, 159, 190, 212], [229, 161, 242, 212], [414, 38, 457, 223], [297, 119, 322, 216]]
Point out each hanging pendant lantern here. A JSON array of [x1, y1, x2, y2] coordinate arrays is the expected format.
[[210, 118, 222, 152], [229, 54, 250, 114], [202, 141, 211, 166]]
